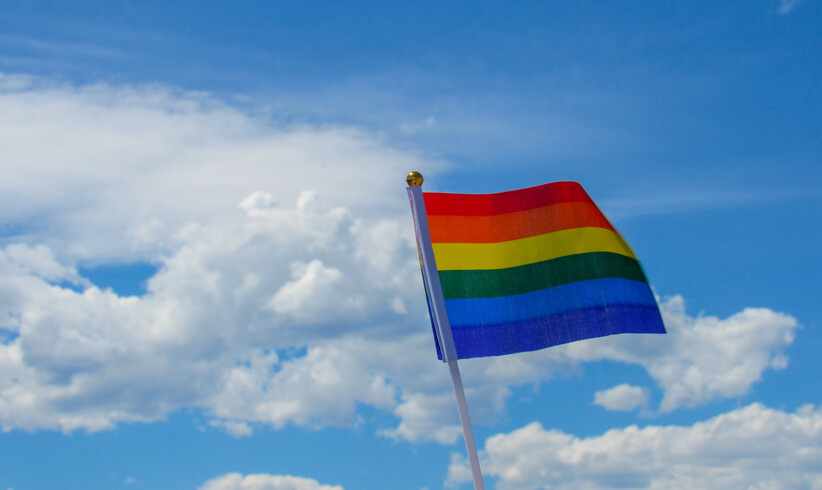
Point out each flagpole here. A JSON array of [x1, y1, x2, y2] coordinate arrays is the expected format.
[[406, 171, 485, 490], [447, 359, 484, 490]]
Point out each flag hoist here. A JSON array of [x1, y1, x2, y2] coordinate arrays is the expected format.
[[405, 171, 666, 490]]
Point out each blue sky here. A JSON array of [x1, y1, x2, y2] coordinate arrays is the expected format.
[[0, 1, 820, 489]]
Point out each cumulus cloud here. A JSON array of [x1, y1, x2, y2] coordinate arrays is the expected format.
[[0, 74, 801, 445], [0, 74, 457, 438], [380, 391, 465, 444], [434, 295, 797, 435], [0, 196, 799, 439], [593, 384, 648, 412], [0, 191, 428, 433], [200, 473, 342, 490], [447, 403, 822, 489], [546, 295, 797, 412], [268, 259, 349, 321]]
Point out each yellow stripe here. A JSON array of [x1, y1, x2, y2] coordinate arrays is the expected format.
[[431, 227, 637, 271]]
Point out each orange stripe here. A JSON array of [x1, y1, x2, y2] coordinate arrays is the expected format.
[[429, 201, 615, 244]]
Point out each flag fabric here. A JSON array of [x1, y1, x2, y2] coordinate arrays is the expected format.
[[421, 181, 666, 359]]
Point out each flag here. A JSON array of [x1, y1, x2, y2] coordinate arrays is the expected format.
[[421, 181, 666, 359]]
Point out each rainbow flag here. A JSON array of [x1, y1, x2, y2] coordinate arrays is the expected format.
[[421, 181, 666, 359]]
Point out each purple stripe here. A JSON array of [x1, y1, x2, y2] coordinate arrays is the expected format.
[[445, 304, 666, 360]]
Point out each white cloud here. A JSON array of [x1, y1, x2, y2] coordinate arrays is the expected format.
[[0, 73, 442, 263], [207, 338, 402, 429], [380, 391, 464, 444], [268, 259, 351, 322], [200, 473, 342, 490], [209, 419, 253, 438], [0, 74, 437, 433], [447, 403, 822, 489], [2, 244, 88, 286], [0, 190, 427, 433], [593, 384, 648, 412], [550, 295, 796, 412], [430, 295, 797, 438]]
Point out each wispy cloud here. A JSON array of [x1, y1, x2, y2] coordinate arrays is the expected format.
[[0, 34, 127, 61], [400, 116, 436, 135], [778, 0, 808, 14], [601, 187, 804, 221]]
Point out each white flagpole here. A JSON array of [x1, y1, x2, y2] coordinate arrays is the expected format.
[[406, 171, 485, 490], [447, 359, 484, 490]]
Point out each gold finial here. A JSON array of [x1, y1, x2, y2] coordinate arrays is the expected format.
[[406, 171, 424, 186]]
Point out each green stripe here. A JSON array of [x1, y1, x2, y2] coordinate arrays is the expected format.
[[439, 251, 649, 300]]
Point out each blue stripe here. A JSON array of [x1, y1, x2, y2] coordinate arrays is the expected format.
[[444, 278, 658, 329], [450, 304, 666, 359]]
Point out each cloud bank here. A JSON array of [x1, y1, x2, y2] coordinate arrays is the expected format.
[[0, 74, 799, 448], [447, 403, 822, 489]]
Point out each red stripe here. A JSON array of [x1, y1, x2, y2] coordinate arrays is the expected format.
[[423, 181, 593, 216], [428, 201, 614, 243]]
